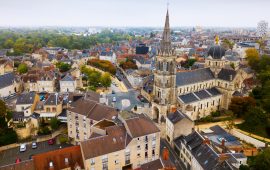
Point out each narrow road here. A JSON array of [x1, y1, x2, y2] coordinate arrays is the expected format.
[[160, 138, 186, 170]]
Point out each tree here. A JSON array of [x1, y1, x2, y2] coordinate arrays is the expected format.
[[223, 39, 235, 50], [17, 63, 28, 74], [229, 96, 256, 118], [243, 106, 268, 130], [56, 62, 71, 72], [50, 117, 60, 130], [4, 38, 14, 49], [100, 72, 112, 88], [249, 148, 270, 170], [0, 100, 7, 118], [246, 48, 260, 71]]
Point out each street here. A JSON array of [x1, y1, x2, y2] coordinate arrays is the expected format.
[[0, 141, 72, 166], [160, 138, 186, 170]]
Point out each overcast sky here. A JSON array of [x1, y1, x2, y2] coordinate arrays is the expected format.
[[0, 0, 269, 27]]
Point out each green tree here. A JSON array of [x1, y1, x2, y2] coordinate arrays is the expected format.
[[250, 148, 270, 170], [56, 62, 71, 72], [0, 100, 7, 118], [50, 117, 60, 130], [17, 63, 28, 74], [4, 38, 14, 49], [100, 72, 112, 88]]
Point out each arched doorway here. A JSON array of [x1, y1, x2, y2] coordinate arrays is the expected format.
[[153, 106, 159, 123]]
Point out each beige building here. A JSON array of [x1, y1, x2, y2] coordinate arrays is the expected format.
[[80, 112, 160, 170], [67, 96, 118, 143], [148, 10, 253, 122], [166, 110, 194, 145], [0, 58, 13, 75]]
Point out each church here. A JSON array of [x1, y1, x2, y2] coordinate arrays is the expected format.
[[148, 10, 253, 122]]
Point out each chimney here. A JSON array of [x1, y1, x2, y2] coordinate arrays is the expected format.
[[203, 137, 210, 145], [162, 147, 169, 161], [221, 139, 226, 147]]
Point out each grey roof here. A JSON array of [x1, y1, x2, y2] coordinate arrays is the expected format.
[[178, 87, 221, 104], [61, 74, 75, 81], [194, 90, 211, 100], [176, 68, 214, 86], [44, 93, 59, 105], [218, 68, 236, 81], [179, 93, 198, 103], [206, 87, 221, 96], [174, 131, 233, 170], [31, 112, 40, 119], [0, 73, 15, 89], [167, 110, 192, 124], [16, 92, 36, 105], [208, 45, 226, 59]]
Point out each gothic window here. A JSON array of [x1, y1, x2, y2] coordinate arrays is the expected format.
[[163, 62, 166, 71], [216, 62, 218, 66]]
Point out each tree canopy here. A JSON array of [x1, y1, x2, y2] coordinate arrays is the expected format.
[[17, 63, 28, 74]]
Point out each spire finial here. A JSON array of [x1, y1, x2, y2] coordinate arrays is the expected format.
[[159, 7, 172, 56], [215, 35, 219, 45]]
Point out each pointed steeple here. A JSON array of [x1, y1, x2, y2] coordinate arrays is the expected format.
[[159, 9, 173, 56]]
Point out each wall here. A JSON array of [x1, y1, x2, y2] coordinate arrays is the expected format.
[[230, 129, 266, 148]]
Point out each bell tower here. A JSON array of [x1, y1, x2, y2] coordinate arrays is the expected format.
[[152, 9, 177, 123]]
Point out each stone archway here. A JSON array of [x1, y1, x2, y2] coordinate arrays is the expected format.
[[153, 106, 160, 123]]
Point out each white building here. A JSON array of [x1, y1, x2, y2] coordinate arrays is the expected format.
[[257, 20, 268, 37], [60, 74, 77, 92], [0, 73, 19, 99], [99, 51, 117, 64]]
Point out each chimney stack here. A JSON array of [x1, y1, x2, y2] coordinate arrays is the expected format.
[[203, 137, 210, 145]]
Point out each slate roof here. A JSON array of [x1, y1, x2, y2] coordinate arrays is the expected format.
[[16, 92, 36, 105], [208, 45, 226, 59], [61, 74, 75, 81], [176, 68, 214, 86], [218, 68, 237, 81], [44, 93, 59, 105], [0, 73, 15, 89], [167, 110, 192, 124], [178, 87, 221, 104], [174, 131, 233, 170]]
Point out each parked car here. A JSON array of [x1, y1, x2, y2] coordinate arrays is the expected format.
[[19, 144, 26, 152], [32, 142, 37, 149], [112, 97, 116, 102], [112, 90, 115, 94], [15, 158, 21, 163], [48, 138, 55, 145]]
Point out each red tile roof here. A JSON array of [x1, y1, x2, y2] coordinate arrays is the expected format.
[[32, 145, 84, 170]]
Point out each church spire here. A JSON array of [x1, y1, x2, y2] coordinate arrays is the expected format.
[[159, 9, 173, 56]]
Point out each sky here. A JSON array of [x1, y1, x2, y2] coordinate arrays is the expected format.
[[0, 0, 269, 27]]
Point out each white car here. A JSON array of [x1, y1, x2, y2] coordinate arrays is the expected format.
[[112, 97, 116, 102], [19, 144, 26, 152], [32, 142, 37, 149]]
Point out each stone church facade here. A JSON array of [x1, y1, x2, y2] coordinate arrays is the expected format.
[[150, 10, 253, 122]]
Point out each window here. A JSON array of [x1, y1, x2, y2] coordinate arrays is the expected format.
[[102, 155, 108, 170], [115, 159, 119, 165], [152, 150, 155, 156], [145, 143, 148, 150], [52, 107, 56, 112], [137, 145, 141, 150], [90, 158, 95, 165], [145, 152, 148, 158], [137, 153, 141, 158]]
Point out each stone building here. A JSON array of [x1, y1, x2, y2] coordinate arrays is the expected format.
[[149, 10, 253, 122]]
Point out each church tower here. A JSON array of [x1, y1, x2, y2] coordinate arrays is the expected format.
[[152, 9, 177, 123]]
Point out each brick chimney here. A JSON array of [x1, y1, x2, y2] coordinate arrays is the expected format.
[[203, 137, 210, 145], [221, 139, 225, 147]]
